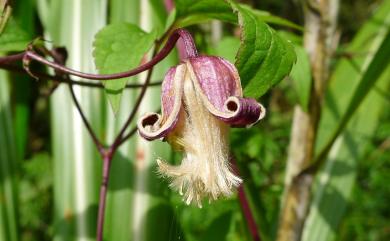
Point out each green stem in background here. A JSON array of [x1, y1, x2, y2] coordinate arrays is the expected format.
[[278, 0, 339, 240]]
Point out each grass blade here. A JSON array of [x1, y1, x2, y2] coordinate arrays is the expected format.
[[302, 66, 390, 241], [302, 2, 390, 239], [315, 0, 390, 158]]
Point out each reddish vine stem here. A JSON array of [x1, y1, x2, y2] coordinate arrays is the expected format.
[[95, 65, 156, 241], [232, 157, 261, 241], [0, 63, 162, 88], [96, 150, 114, 241], [0, 29, 190, 81], [237, 186, 261, 241], [13, 29, 192, 80]]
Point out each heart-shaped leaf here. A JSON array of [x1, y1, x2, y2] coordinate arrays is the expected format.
[[93, 23, 156, 114]]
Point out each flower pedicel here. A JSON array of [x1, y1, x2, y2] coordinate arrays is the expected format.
[[137, 30, 265, 207]]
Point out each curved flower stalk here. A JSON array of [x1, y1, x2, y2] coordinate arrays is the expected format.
[[138, 54, 266, 207]]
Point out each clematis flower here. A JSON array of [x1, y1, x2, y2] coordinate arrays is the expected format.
[[137, 56, 265, 207]]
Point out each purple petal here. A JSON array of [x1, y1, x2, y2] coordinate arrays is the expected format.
[[186, 56, 265, 127], [220, 96, 266, 127], [188, 56, 241, 111], [161, 67, 176, 117], [137, 64, 186, 140]]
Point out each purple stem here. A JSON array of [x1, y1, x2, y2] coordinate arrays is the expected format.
[[96, 151, 113, 241], [16, 29, 197, 80], [68, 83, 105, 154], [94, 68, 154, 241], [232, 158, 261, 241], [163, 0, 187, 60], [237, 186, 261, 241]]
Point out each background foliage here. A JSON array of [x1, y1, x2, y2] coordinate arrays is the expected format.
[[0, 0, 389, 241]]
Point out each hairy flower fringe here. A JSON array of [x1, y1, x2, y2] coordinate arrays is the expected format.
[[157, 70, 242, 207]]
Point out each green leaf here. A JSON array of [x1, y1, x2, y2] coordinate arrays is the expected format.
[[241, 6, 303, 31], [174, 0, 236, 27], [174, 0, 302, 31], [290, 45, 311, 111], [93, 23, 156, 114], [229, 1, 296, 98], [0, 17, 30, 51]]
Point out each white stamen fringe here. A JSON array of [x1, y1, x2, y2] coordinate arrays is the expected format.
[[157, 70, 242, 207]]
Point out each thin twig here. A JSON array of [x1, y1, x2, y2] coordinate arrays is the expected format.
[[116, 126, 138, 146], [68, 83, 106, 155], [111, 53, 156, 152]]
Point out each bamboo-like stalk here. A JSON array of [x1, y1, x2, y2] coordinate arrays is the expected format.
[[103, 1, 140, 239], [277, 1, 339, 240], [37, 0, 107, 240], [103, 1, 177, 240], [0, 71, 18, 241]]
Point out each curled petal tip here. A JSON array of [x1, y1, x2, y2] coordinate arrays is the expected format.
[[137, 65, 187, 141], [186, 56, 266, 127], [222, 96, 266, 127]]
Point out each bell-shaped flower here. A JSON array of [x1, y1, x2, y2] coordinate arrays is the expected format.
[[137, 56, 265, 207]]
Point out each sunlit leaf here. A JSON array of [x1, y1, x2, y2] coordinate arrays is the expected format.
[[174, 0, 301, 30], [174, 0, 236, 27], [93, 23, 156, 114], [229, 1, 296, 98]]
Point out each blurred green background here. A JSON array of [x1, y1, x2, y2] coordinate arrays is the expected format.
[[0, 0, 389, 241]]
